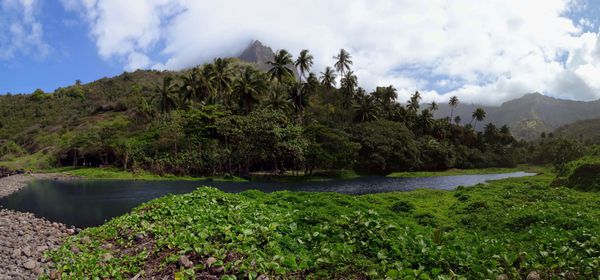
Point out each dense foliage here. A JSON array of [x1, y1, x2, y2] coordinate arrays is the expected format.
[[0, 50, 524, 176], [46, 172, 600, 279]]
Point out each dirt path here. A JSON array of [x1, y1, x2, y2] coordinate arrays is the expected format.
[[0, 174, 73, 280]]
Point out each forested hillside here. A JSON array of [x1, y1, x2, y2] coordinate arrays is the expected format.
[[554, 118, 600, 144], [435, 92, 600, 140], [0, 48, 524, 176]]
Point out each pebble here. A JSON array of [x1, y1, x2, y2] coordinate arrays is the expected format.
[[527, 271, 541, 280], [178, 255, 193, 269], [0, 174, 72, 279], [206, 257, 217, 266], [23, 260, 37, 270]]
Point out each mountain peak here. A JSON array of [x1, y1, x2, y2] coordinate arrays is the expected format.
[[238, 40, 275, 64]]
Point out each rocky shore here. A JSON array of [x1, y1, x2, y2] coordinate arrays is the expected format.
[[0, 174, 73, 280]]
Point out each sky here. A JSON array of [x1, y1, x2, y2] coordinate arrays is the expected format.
[[1, 0, 600, 105]]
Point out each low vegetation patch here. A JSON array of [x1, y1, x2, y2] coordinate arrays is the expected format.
[[46, 174, 600, 279]]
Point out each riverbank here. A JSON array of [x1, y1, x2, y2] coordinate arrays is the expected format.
[[46, 172, 600, 279], [0, 174, 73, 279], [386, 164, 544, 178], [42, 167, 249, 182]]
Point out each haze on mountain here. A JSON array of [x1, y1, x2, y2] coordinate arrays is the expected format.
[[434, 92, 600, 140]]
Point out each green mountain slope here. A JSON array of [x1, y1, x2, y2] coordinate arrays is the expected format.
[[554, 118, 600, 144], [434, 93, 600, 140]]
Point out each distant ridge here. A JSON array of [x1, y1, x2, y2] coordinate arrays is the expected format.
[[434, 92, 600, 140]]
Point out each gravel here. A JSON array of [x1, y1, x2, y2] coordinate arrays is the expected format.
[[0, 174, 74, 280]]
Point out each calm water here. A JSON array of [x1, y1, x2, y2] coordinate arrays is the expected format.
[[0, 172, 535, 228]]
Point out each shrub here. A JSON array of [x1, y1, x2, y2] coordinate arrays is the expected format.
[[389, 201, 414, 213], [566, 163, 600, 192]]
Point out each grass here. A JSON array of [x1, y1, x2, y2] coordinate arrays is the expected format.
[[45, 169, 600, 279], [0, 150, 54, 171], [386, 165, 544, 178], [43, 167, 249, 182]]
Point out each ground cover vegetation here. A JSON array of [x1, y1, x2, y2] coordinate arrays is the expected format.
[[45, 169, 600, 279]]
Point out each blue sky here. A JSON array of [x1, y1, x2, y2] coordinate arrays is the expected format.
[[1, 0, 600, 105], [0, 1, 120, 94]]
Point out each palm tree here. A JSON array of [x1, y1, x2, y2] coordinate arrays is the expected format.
[[353, 94, 378, 123], [334, 49, 353, 75], [295, 49, 314, 82], [420, 109, 433, 130], [263, 87, 291, 111], [341, 71, 358, 95], [449, 96, 459, 119], [288, 82, 308, 112], [234, 67, 268, 114], [268, 49, 294, 83], [320, 67, 337, 89], [181, 67, 214, 104], [211, 58, 233, 103], [470, 107, 486, 129], [454, 115, 461, 125], [406, 91, 422, 112], [303, 72, 320, 96], [429, 101, 439, 111], [373, 86, 397, 105], [157, 76, 177, 113]]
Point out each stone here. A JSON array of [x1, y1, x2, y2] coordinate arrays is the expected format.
[[49, 270, 60, 280], [70, 245, 80, 254], [257, 275, 269, 280], [496, 274, 509, 280], [23, 260, 37, 270], [178, 255, 193, 269], [206, 257, 217, 266], [66, 229, 75, 235], [81, 236, 91, 244], [33, 266, 44, 275], [22, 246, 32, 257], [134, 234, 145, 242], [37, 245, 49, 253], [526, 271, 541, 280], [12, 249, 21, 257], [102, 253, 113, 261], [210, 265, 224, 274]]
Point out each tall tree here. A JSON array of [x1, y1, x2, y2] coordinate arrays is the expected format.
[[181, 67, 213, 104], [303, 72, 320, 97], [334, 49, 353, 75], [295, 49, 314, 82], [406, 91, 422, 112], [157, 76, 177, 113], [449, 96, 459, 119], [268, 49, 294, 83], [319, 67, 337, 89], [454, 115, 461, 125], [234, 67, 268, 115], [470, 107, 486, 129], [353, 94, 378, 123], [429, 101, 439, 111], [263, 87, 291, 111], [211, 58, 233, 103]]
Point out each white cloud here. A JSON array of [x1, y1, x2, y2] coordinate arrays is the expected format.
[[0, 0, 49, 60], [62, 0, 600, 105]]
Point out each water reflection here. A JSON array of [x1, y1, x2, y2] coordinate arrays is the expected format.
[[0, 172, 535, 227]]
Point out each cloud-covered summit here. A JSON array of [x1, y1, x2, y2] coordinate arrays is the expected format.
[[16, 0, 600, 105]]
